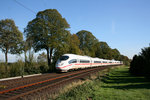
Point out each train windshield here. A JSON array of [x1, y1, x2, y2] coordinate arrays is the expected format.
[[59, 56, 69, 61]]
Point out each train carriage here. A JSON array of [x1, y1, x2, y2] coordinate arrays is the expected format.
[[56, 54, 122, 72]]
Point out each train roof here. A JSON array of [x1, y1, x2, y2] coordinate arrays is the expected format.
[[63, 54, 92, 59], [62, 54, 121, 62]]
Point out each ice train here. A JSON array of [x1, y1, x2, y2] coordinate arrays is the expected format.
[[56, 54, 123, 72]]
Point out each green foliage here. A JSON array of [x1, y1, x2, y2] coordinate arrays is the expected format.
[[130, 46, 150, 77], [119, 55, 130, 66], [95, 42, 112, 59], [68, 34, 81, 55], [0, 61, 24, 78], [76, 30, 99, 57], [37, 52, 49, 73], [24, 62, 40, 74], [25, 9, 70, 67], [111, 49, 121, 60], [39, 63, 49, 73], [0, 19, 23, 64], [0, 63, 7, 78], [9, 63, 21, 77], [0, 60, 49, 79]]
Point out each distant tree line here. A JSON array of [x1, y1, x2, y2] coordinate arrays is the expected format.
[[0, 9, 130, 78], [130, 45, 150, 77]]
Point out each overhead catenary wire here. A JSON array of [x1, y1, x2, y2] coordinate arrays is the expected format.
[[14, 0, 36, 14]]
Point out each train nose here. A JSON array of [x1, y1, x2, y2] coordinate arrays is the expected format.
[[58, 63, 64, 66], [56, 62, 64, 67]]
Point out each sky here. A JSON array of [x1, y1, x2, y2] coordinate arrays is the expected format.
[[0, 0, 150, 62]]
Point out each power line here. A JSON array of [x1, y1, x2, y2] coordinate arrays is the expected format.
[[14, 0, 36, 14]]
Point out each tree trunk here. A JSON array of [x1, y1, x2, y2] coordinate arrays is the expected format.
[[5, 51, 8, 64], [24, 50, 27, 62], [5, 48, 8, 71], [49, 48, 53, 64], [46, 48, 50, 66]]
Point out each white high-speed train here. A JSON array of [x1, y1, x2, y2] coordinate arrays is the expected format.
[[56, 54, 123, 72]]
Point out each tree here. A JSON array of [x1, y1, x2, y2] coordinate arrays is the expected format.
[[37, 52, 47, 63], [0, 19, 23, 65], [22, 37, 34, 63], [95, 42, 103, 58], [119, 55, 130, 65], [111, 49, 120, 60], [130, 46, 150, 76], [68, 34, 81, 54], [97, 42, 111, 59], [140, 47, 150, 76], [130, 55, 144, 75], [25, 9, 70, 67], [76, 30, 99, 57]]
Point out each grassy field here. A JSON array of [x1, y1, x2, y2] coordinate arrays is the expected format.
[[55, 66, 150, 100]]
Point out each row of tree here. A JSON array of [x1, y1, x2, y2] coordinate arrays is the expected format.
[[130, 45, 150, 77], [0, 9, 130, 72]]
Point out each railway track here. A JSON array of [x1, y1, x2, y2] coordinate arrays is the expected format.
[[0, 65, 115, 100], [0, 72, 69, 92]]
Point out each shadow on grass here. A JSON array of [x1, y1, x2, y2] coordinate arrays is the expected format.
[[103, 76, 149, 84], [102, 67, 150, 89], [102, 83, 150, 89]]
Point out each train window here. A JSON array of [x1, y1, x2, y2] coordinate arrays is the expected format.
[[69, 59, 77, 64], [102, 61, 107, 63], [59, 56, 69, 61], [94, 61, 101, 63], [80, 60, 90, 63]]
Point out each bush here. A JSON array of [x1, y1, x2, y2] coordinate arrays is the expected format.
[[39, 62, 49, 73], [9, 64, 21, 77], [0, 58, 54, 79], [0, 63, 8, 78], [24, 62, 40, 74], [9, 60, 25, 77], [130, 46, 150, 77]]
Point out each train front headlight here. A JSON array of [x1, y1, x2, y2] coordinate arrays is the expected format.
[[59, 63, 64, 66]]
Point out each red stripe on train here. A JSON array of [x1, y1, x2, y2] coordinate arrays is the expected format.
[[58, 64, 72, 68], [58, 63, 115, 69]]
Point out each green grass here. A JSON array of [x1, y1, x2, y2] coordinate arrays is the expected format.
[[55, 66, 150, 100]]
